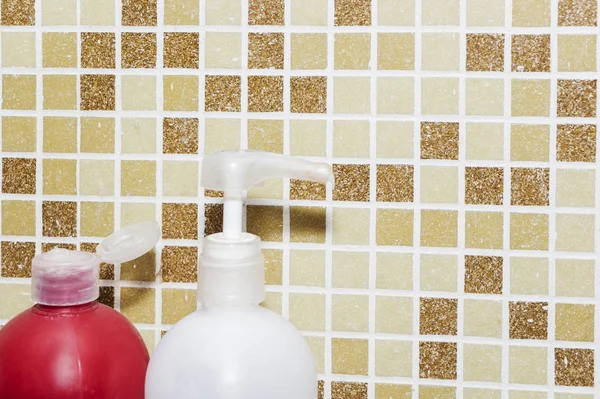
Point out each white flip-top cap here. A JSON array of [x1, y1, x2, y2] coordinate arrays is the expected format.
[[199, 150, 333, 306], [32, 221, 160, 306]]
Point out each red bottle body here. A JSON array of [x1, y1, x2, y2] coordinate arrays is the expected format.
[[0, 301, 149, 399]]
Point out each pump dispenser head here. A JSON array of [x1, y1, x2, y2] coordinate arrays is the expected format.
[[32, 221, 160, 306], [199, 150, 333, 306]]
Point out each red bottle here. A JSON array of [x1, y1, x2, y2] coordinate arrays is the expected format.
[[0, 222, 160, 399]]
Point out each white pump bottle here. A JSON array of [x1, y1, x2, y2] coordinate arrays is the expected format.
[[145, 150, 333, 399]]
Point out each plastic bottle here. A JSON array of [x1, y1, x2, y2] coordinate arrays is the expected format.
[[145, 150, 333, 399], [0, 221, 160, 399]]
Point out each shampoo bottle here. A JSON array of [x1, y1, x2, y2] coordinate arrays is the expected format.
[[145, 150, 333, 399], [0, 222, 160, 399]]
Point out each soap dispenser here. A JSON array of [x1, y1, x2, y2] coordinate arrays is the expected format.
[[0, 222, 160, 399], [145, 151, 333, 399]]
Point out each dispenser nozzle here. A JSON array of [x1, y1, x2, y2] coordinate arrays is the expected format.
[[201, 150, 333, 239]]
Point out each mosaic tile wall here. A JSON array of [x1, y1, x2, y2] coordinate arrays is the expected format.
[[0, 0, 599, 397]]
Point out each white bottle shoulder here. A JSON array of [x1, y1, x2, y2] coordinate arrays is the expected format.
[[145, 306, 317, 399]]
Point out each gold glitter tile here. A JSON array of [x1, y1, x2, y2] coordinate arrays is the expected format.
[[511, 167, 549, 206], [205, 75, 241, 112], [318, 381, 324, 399], [163, 118, 199, 154], [248, 76, 283, 112], [161, 246, 198, 283], [248, 0, 284, 25], [331, 381, 368, 399], [464, 256, 503, 294], [376, 164, 413, 202], [333, 164, 370, 202], [555, 303, 594, 342], [558, 0, 597, 26], [1, 0, 35, 25], [246, 206, 283, 242], [42, 201, 77, 237], [81, 33, 115, 69], [557, 124, 596, 162], [290, 180, 326, 201], [335, 0, 371, 26], [248, 33, 284, 69], [331, 338, 369, 375], [1, 242, 35, 278], [465, 167, 503, 205], [98, 286, 115, 308], [290, 77, 327, 113], [511, 35, 550, 72], [80, 74, 115, 111], [163, 32, 199, 69], [555, 348, 594, 386], [557, 79, 597, 118], [509, 301, 548, 339], [2, 158, 36, 194], [419, 341, 457, 379], [204, 203, 223, 236], [122, 33, 156, 68], [290, 206, 326, 243], [80, 242, 114, 280], [122, 0, 157, 26], [420, 297, 458, 335], [420, 122, 459, 160], [162, 203, 198, 239], [466, 34, 504, 72]]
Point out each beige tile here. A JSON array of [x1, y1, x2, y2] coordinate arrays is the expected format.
[[120, 287, 155, 324], [422, 0, 459, 25], [422, 33, 459, 71], [2, 32, 36, 67], [465, 78, 504, 116], [334, 33, 370, 70], [0, 284, 32, 319], [376, 384, 413, 399], [511, 79, 551, 117], [376, 209, 413, 246], [377, 77, 414, 114], [122, 75, 156, 111], [420, 166, 458, 204], [464, 388, 501, 399], [420, 254, 457, 292], [556, 259, 594, 297], [513, 0, 550, 26], [420, 386, 456, 399], [464, 299, 502, 338], [260, 292, 282, 314], [556, 303, 594, 342], [332, 294, 369, 332], [290, 250, 326, 287], [204, 119, 240, 153], [510, 213, 549, 250], [379, 0, 414, 25], [556, 214, 595, 252], [464, 344, 502, 382], [43, 75, 77, 110], [558, 35, 596, 72], [164, 75, 198, 112], [290, 120, 326, 156], [334, 77, 370, 114], [511, 124, 550, 161], [332, 251, 369, 289], [291, 0, 327, 25], [165, 0, 198, 24], [205, 0, 240, 25], [378, 33, 414, 70], [42, 0, 76, 25], [204, 32, 241, 69], [556, 169, 595, 207], [121, 118, 155, 154], [43, 117, 77, 153], [420, 210, 458, 248], [376, 252, 412, 291], [422, 78, 458, 115], [332, 338, 368, 375], [466, 123, 504, 161], [81, 0, 115, 25], [290, 206, 326, 243], [43, 159, 76, 195], [305, 336, 325, 374], [332, 208, 370, 245], [376, 296, 412, 334], [509, 346, 547, 384], [2, 117, 36, 152], [375, 340, 412, 377], [162, 161, 198, 197], [376, 121, 414, 158], [289, 293, 325, 330], [510, 257, 548, 295], [467, 0, 504, 26], [162, 289, 196, 324], [121, 160, 156, 196], [80, 202, 114, 237], [80, 160, 114, 196], [465, 212, 503, 250], [291, 33, 327, 70], [333, 120, 370, 158]]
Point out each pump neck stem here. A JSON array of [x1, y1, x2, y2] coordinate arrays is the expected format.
[[223, 191, 243, 239]]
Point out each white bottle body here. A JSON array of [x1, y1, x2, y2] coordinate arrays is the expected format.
[[145, 305, 317, 399]]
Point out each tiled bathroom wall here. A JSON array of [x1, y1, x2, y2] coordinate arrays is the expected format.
[[0, 0, 598, 397]]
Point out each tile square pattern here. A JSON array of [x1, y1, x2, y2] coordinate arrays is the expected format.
[[1, 1, 599, 397]]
